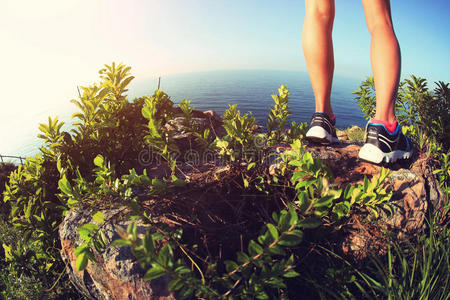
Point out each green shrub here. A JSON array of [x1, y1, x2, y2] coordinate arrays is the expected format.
[[354, 75, 450, 152], [1, 62, 152, 299], [214, 104, 257, 162], [344, 126, 365, 142], [0, 162, 16, 215], [0, 162, 16, 194], [60, 63, 149, 177]]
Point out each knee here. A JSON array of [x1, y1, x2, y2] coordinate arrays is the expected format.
[[305, 0, 335, 27], [366, 16, 394, 36]]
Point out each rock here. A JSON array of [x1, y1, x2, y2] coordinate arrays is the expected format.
[[266, 142, 444, 259], [252, 124, 262, 132], [60, 208, 176, 300], [164, 109, 226, 154], [203, 110, 223, 127], [336, 129, 348, 140], [308, 143, 441, 259]]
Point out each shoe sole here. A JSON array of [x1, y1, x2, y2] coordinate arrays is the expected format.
[[306, 126, 339, 145], [358, 143, 413, 164]]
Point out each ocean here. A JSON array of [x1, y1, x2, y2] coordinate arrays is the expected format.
[[131, 69, 365, 128], [1, 70, 366, 163]]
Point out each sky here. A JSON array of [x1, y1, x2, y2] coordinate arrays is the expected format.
[[0, 0, 449, 156]]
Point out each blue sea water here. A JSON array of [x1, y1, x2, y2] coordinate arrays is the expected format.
[[131, 70, 366, 129], [2, 70, 366, 162]]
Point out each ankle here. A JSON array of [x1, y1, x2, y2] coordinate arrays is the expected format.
[[315, 111, 335, 120], [370, 118, 398, 134]]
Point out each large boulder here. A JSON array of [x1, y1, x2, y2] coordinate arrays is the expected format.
[[164, 109, 226, 154], [306, 143, 442, 258]]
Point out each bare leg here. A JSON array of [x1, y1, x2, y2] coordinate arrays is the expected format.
[[362, 0, 400, 123], [302, 0, 335, 117]]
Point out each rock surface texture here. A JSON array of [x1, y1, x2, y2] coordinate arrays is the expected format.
[[60, 208, 176, 300], [303, 143, 444, 258], [60, 133, 445, 299]]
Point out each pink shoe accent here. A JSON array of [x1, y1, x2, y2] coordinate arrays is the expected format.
[[370, 118, 398, 134]]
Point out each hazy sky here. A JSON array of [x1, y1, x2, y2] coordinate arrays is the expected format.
[[0, 0, 449, 155]]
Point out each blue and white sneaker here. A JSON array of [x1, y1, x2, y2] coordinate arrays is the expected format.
[[358, 122, 413, 164], [305, 112, 339, 144]]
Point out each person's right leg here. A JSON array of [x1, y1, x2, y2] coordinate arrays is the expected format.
[[303, 0, 338, 144], [361, 0, 399, 123], [359, 0, 413, 164], [302, 0, 335, 117]]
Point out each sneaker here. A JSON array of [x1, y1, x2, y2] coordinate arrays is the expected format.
[[305, 112, 339, 144], [358, 122, 413, 164]]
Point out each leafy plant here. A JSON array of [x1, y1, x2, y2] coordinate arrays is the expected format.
[[354, 75, 450, 152], [142, 90, 178, 172], [3, 154, 62, 251], [37, 116, 65, 155], [61, 63, 148, 177], [343, 167, 393, 218], [353, 76, 376, 120], [215, 104, 257, 162], [179, 99, 194, 128], [267, 85, 291, 144], [110, 204, 305, 299], [0, 162, 16, 212], [344, 126, 365, 142], [286, 121, 308, 144]]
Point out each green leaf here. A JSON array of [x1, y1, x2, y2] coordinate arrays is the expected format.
[[287, 203, 298, 226], [291, 171, 307, 182], [278, 210, 290, 232], [243, 178, 249, 188], [314, 195, 334, 208], [224, 260, 239, 273], [297, 217, 322, 229], [236, 251, 250, 264], [110, 239, 132, 247], [92, 211, 104, 224], [143, 232, 155, 254], [78, 223, 99, 233], [2, 244, 12, 261], [272, 211, 279, 223], [266, 223, 279, 240], [168, 278, 184, 291], [93, 155, 104, 167], [174, 266, 191, 275], [143, 265, 166, 280], [157, 243, 173, 266], [78, 228, 91, 241], [297, 191, 312, 213], [76, 251, 88, 271], [255, 290, 269, 299], [288, 160, 303, 167], [283, 270, 300, 278], [279, 230, 303, 247], [267, 244, 286, 256], [58, 175, 73, 196], [248, 239, 263, 256], [56, 159, 62, 173]]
